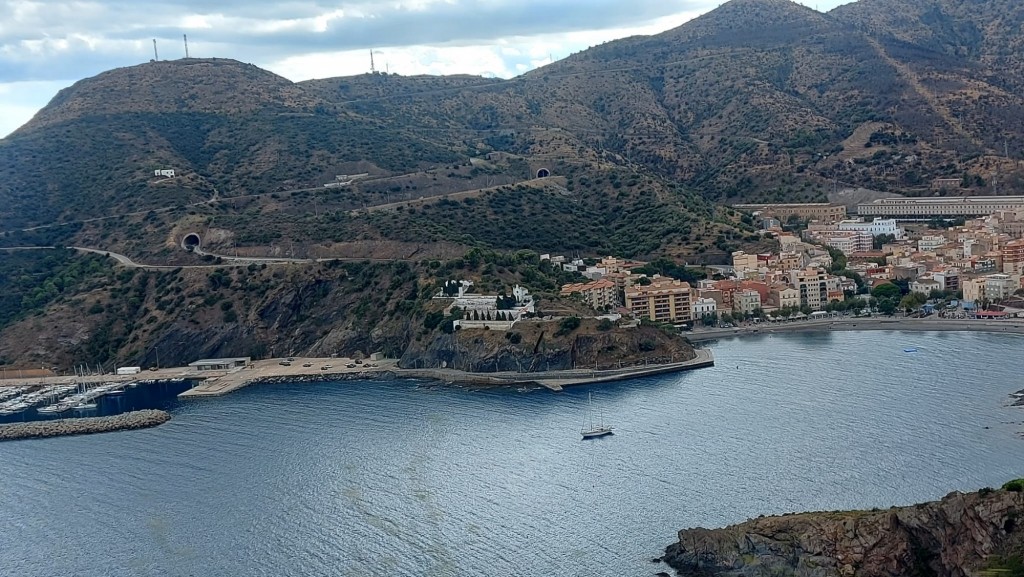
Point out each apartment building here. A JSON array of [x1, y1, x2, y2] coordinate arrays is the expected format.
[[1001, 239, 1024, 274], [734, 290, 762, 315], [731, 251, 760, 274], [789, 268, 843, 311], [560, 279, 619, 310], [625, 279, 693, 323], [769, 284, 801, 310]]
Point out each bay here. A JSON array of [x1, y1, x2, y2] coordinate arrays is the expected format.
[[1, 330, 1022, 576]]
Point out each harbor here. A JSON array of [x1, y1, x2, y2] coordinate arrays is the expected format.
[[0, 349, 716, 413], [0, 377, 192, 424]]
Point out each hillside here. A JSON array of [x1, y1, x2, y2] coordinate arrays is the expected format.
[[4, 0, 1024, 255], [3, 0, 1024, 365], [0, 248, 697, 370]]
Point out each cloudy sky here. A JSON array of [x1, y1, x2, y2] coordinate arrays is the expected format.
[[0, 0, 854, 138]]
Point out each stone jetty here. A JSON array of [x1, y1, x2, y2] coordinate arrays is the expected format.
[[0, 410, 171, 441]]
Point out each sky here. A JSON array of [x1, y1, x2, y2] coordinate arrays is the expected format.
[[0, 0, 855, 138]]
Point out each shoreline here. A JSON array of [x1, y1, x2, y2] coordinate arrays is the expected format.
[[685, 317, 1024, 342], [180, 348, 716, 397]]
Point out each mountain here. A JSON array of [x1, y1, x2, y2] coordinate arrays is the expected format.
[[2, 0, 1024, 365], [5, 0, 1024, 258]]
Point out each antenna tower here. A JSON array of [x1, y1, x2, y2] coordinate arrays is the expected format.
[[184, 34, 190, 58], [152, 39, 159, 61], [370, 50, 376, 74]]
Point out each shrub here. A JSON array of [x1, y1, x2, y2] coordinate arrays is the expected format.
[[597, 318, 614, 331], [555, 316, 581, 336], [1003, 479, 1024, 492]]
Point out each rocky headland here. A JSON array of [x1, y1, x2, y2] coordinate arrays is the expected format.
[[399, 320, 695, 373], [0, 410, 171, 441], [661, 484, 1024, 577]]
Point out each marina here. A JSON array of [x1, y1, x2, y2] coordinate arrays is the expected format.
[[0, 378, 192, 423]]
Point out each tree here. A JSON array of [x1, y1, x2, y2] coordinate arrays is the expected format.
[[872, 233, 897, 250], [720, 311, 734, 324], [878, 299, 897, 316], [871, 283, 901, 300], [899, 293, 926, 313]]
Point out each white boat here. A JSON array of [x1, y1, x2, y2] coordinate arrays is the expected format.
[[581, 392, 614, 439], [74, 403, 97, 411]]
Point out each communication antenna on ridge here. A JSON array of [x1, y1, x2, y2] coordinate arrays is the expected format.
[[184, 34, 190, 58], [370, 50, 376, 74], [152, 39, 159, 61]]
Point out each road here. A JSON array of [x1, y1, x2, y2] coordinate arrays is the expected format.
[[1, 245, 415, 269]]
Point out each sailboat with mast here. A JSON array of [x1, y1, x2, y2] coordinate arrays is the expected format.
[[581, 392, 614, 439]]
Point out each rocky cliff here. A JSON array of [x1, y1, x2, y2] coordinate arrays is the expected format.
[[661, 486, 1024, 577], [399, 319, 696, 373]]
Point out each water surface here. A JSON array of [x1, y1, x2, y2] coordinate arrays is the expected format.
[[1, 331, 1022, 576]]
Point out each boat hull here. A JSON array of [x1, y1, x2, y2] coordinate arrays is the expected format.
[[581, 429, 614, 439]]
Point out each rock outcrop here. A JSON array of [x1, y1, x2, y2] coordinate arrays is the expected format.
[[399, 320, 696, 373], [662, 488, 1024, 577], [0, 410, 171, 441]]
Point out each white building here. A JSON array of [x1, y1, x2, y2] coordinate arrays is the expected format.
[[692, 297, 718, 318], [733, 290, 762, 315], [918, 235, 947, 253], [910, 277, 941, 296], [837, 219, 905, 239]]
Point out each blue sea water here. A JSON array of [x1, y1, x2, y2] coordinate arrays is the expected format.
[[1, 331, 1023, 577]]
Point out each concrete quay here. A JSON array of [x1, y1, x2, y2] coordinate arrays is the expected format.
[[177, 349, 715, 397]]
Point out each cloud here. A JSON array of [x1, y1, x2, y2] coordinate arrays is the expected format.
[[0, 0, 855, 137], [0, 0, 707, 83], [0, 80, 69, 137]]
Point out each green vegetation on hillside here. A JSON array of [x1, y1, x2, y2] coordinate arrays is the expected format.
[[0, 250, 114, 332]]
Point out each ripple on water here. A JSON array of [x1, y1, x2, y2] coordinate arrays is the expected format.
[[1, 331, 1023, 577]]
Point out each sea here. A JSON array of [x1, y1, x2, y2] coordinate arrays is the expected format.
[[1, 330, 1023, 577]]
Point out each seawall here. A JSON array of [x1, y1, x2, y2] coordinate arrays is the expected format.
[[0, 410, 171, 441]]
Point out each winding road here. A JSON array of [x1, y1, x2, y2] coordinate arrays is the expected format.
[[0, 245, 412, 269]]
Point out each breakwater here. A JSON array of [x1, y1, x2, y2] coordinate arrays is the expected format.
[[0, 410, 171, 441]]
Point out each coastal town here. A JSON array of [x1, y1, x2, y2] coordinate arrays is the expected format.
[[555, 196, 1024, 328]]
